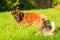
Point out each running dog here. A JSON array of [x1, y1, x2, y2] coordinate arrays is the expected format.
[[34, 19, 55, 36]]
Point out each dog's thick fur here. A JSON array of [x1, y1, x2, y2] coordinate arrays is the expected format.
[[11, 10, 48, 26], [34, 19, 55, 36]]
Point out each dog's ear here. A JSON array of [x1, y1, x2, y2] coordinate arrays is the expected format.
[[19, 12, 24, 21], [42, 19, 46, 22], [42, 19, 48, 25], [11, 10, 20, 15], [42, 19, 45, 21], [19, 12, 24, 17]]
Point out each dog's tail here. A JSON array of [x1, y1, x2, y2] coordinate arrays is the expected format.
[[50, 21, 55, 33]]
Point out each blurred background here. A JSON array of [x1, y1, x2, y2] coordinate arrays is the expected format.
[[0, 0, 60, 11]]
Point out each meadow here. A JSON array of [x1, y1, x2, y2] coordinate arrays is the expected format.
[[0, 8, 60, 40]]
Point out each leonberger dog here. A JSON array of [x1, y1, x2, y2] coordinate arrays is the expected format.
[[11, 10, 55, 36], [35, 19, 55, 36], [11, 10, 48, 26]]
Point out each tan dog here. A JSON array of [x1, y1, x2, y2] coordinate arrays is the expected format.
[[11, 10, 48, 27], [34, 19, 55, 36]]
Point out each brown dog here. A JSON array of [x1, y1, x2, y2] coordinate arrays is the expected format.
[[11, 10, 48, 26]]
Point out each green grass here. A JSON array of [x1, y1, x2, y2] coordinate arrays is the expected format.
[[0, 8, 60, 40]]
